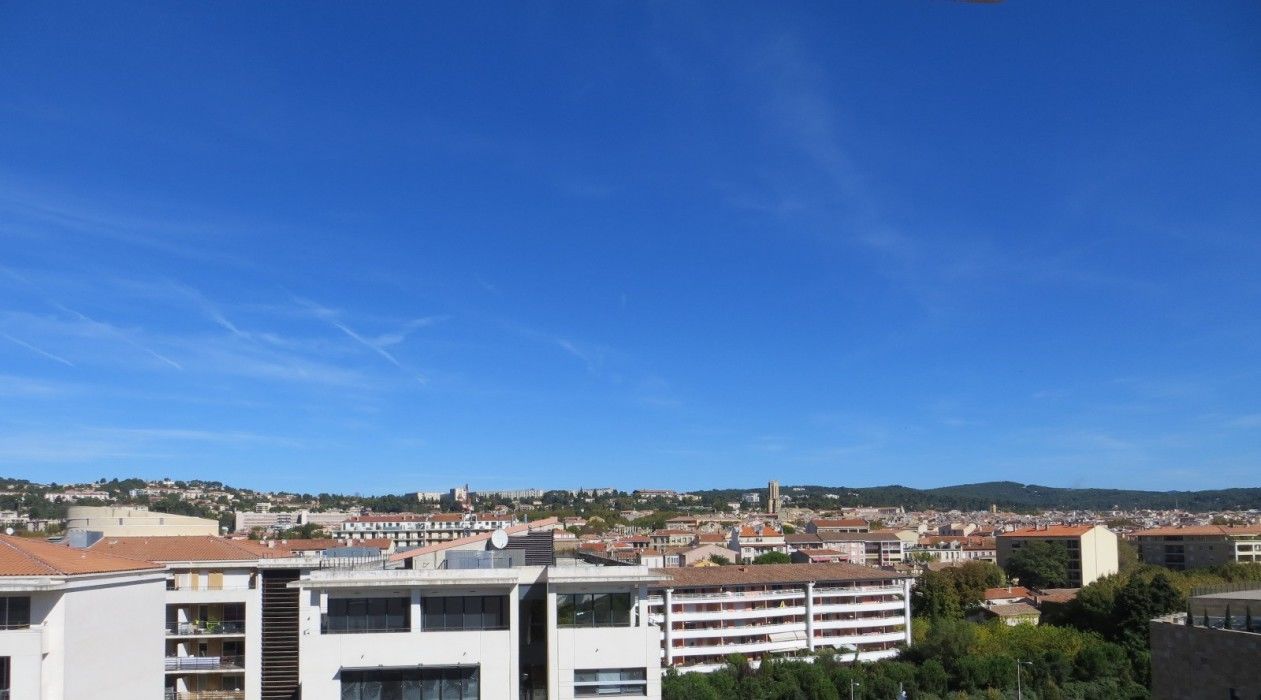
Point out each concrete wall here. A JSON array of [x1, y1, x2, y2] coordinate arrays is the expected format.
[[60, 574, 166, 700], [1081, 525, 1119, 586], [547, 583, 661, 700], [66, 506, 219, 536], [1150, 620, 1261, 700], [296, 585, 518, 700]]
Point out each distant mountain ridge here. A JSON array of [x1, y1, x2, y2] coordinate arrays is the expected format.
[[691, 480, 1261, 512]]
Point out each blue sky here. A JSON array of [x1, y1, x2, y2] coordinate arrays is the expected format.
[[1, 3, 1259, 494]]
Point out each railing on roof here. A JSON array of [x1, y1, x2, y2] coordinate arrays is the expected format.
[[1190, 581, 1261, 598]]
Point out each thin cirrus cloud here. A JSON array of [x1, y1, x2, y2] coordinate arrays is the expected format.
[[2, 332, 75, 367]]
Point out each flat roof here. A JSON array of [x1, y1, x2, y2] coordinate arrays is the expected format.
[[651, 562, 910, 588]]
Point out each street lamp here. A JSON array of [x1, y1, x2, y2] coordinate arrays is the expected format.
[[1015, 659, 1033, 700], [849, 679, 860, 700]]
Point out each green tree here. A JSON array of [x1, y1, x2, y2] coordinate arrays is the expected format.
[[1004, 540, 1069, 588], [752, 551, 791, 565], [913, 570, 963, 620], [708, 554, 730, 566]]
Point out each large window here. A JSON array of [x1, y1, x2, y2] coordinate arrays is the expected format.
[[421, 596, 507, 631], [323, 597, 409, 634], [557, 593, 632, 628], [340, 667, 478, 700], [0, 598, 29, 630], [573, 668, 647, 697]]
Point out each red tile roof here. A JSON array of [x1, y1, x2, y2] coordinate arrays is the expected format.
[[984, 586, 1032, 601], [91, 536, 290, 562], [811, 518, 868, 528], [0, 535, 163, 576], [1000, 525, 1096, 538]]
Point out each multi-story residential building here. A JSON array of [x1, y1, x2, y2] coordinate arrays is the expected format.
[[912, 536, 997, 564], [730, 525, 786, 563], [806, 519, 869, 535], [295, 520, 665, 699], [1132, 525, 1261, 570], [786, 532, 907, 567], [334, 512, 517, 549], [997, 525, 1119, 587], [91, 535, 297, 700], [233, 510, 356, 534], [0, 534, 168, 699], [649, 530, 696, 549], [647, 563, 912, 673]]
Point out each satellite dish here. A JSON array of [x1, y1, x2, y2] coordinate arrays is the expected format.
[[3, 527, 12, 536], [490, 529, 509, 550]]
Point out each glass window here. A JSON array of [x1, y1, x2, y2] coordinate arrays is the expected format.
[[324, 597, 410, 634], [574, 667, 647, 697], [422, 596, 508, 631], [557, 593, 634, 628], [342, 668, 479, 700], [0, 598, 30, 630]]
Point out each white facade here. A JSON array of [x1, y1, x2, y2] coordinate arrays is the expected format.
[[335, 513, 517, 549], [293, 564, 664, 699], [647, 565, 912, 673], [0, 569, 167, 699]]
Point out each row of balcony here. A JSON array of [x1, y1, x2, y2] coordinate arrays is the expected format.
[[167, 621, 246, 636], [648, 584, 903, 604], [164, 691, 244, 700], [164, 656, 245, 672]]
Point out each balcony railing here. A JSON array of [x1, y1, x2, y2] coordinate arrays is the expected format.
[[164, 691, 244, 700], [164, 655, 245, 672], [166, 621, 246, 636], [166, 581, 255, 591]]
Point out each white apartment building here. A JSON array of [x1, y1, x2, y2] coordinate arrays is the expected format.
[[90, 535, 294, 700], [233, 510, 356, 534], [647, 563, 912, 673], [294, 529, 665, 699], [335, 513, 517, 549], [0, 534, 168, 699], [997, 524, 1119, 587], [1133, 525, 1261, 570], [786, 532, 907, 567]]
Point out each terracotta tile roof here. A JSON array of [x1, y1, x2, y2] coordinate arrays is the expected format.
[[986, 602, 1040, 617], [91, 536, 291, 562], [1134, 525, 1261, 537], [737, 525, 782, 537], [651, 529, 694, 536], [653, 562, 910, 587], [1000, 525, 1096, 538], [785, 533, 824, 545], [696, 532, 726, 543], [811, 518, 868, 528], [430, 513, 463, 522], [282, 538, 393, 552], [984, 586, 1032, 601], [0, 535, 163, 576]]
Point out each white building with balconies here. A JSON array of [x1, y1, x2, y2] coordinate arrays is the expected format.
[[647, 563, 912, 673]]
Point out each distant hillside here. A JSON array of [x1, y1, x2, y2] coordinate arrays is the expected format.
[[691, 481, 1261, 513]]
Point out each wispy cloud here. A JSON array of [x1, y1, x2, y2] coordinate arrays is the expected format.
[[291, 295, 433, 384], [2, 333, 75, 366], [48, 303, 183, 370]]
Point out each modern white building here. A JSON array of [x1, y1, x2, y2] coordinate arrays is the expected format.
[[0, 534, 168, 699], [294, 523, 665, 699], [335, 512, 517, 549], [647, 563, 912, 673], [729, 525, 786, 563]]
